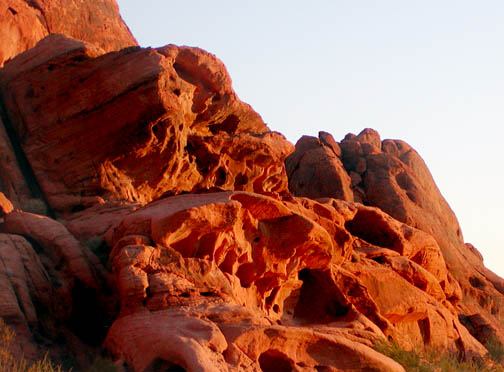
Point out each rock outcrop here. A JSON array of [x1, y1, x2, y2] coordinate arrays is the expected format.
[[1, 2, 504, 371], [0, 34, 292, 213], [287, 127, 504, 354], [0, 0, 136, 66], [99, 192, 485, 370]]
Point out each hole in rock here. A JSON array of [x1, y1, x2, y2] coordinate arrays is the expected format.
[[253, 236, 261, 243], [152, 123, 164, 141], [258, 350, 292, 372], [218, 250, 238, 275], [185, 137, 219, 175], [215, 167, 227, 186], [47, 64, 55, 71], [371, 256, 386, 264], [344, 209, 402, 251], [209, 114, 240, 134], [180, 292, 190, 298], [200, 292, 214, 297], [8, 7, 17, 15], [418, 318, 431, 346], [469, 276, 485, 289], [234, 173, 248, 190], [145, 358, 186, 372], [68, 281, 110, 346], [173, 88, 181, 96], [236, 263, 255, 288], [71, 204, 85, 213], [293, 269, 350, 323]]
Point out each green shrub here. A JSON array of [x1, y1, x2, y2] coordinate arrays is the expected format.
[[374, 339, 504, 372], [486, 336, 504, 363], [83, 355, 118, 372]]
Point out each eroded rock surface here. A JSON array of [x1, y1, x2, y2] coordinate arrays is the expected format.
[[0, 35, 293, 213], [1, 5, 504, 370], [286, 127, 504, 357], [100, 192, 485, 371]]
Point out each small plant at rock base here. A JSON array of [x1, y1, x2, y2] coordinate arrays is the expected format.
[[374, 339, 504, 372], [83, 355, 118, 372], [486, 336, 504, 363], [0, 318, 69, 372]]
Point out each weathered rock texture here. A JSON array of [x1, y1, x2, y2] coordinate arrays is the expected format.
[[286, 128, 504, 353], [0, 0, 136, 66], [0, 210, 117, 365], [0, 34, 292, 213], [1, 4, 504, 371], [99, 192, 486, 370]]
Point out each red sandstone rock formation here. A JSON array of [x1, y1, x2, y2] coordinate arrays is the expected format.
[[0, 0, 136, 66], [1, 3, 504, 371], [287, 127, 504, 352], [0, 34, 292, 213]]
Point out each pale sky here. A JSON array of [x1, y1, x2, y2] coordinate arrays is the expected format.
[[117, 0, 504, 277]]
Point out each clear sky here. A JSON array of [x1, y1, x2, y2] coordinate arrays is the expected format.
[[116, 0, 504, 277]]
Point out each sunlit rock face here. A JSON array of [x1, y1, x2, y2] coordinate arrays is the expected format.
[[0, 34, 293, 213], [1, 1, 504, 370], [0, 0, 137, 66], [286, 127, 504, 351]]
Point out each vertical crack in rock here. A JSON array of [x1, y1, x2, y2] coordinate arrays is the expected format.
[[0, 94, 52, 215]]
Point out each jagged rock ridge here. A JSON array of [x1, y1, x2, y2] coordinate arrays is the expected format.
[[0, 2, 503, 372]]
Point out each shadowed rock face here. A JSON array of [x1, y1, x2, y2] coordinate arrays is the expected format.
[[0, 0, 136, 66], [1, 3, 504, 371]]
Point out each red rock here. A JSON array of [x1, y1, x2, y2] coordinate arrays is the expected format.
[[0, 115, 33, 208], [287, 128, 504, 351], [0, 192, 14, 216], [0, 35, 293, 213], [0, 233, 50, 359], [285, 135, 353, 201], [0, 0, 48, 66], [63, 200, 140, 242], [0, 0, 136, 66], [3, 211, 104, 287]]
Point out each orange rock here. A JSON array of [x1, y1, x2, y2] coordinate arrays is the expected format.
[[63, 200, 140, 242], [288, 128, 504, 351], [0, 0, 136, 66], [0, 35, 293, 213], [0, 192, 14, 216], [286, 134, 353, 201]]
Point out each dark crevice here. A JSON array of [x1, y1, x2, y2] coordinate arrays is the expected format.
[[25, 0, 49, 29], [68, 281, 109, 346], [293, 269, 351, 323], [209, 114, 240, 135], [258, 350, 292, 372], [145, 358, 186, 372], [0, 96, 54, 217], [8, 7, 17, 15]]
